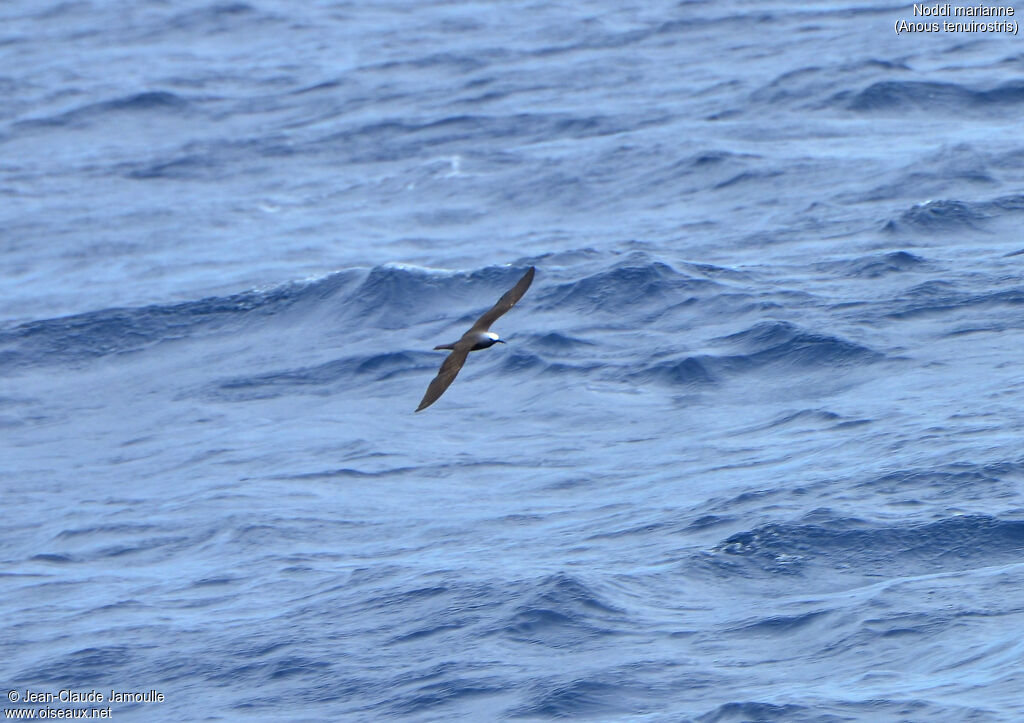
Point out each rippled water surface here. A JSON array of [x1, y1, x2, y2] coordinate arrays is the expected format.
[[3, 1, 1024, 720]]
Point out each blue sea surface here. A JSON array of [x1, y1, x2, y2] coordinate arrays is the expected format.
[[3, 1, 1024, 720]]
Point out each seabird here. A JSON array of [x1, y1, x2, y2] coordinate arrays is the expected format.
[[416, 266, 536, 412]]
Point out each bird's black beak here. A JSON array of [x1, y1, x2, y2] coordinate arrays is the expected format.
[[496, 339, 506, 344]]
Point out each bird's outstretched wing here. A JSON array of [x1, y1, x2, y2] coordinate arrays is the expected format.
[[416, 343, 472, 412], [469, 266, 535, 333]]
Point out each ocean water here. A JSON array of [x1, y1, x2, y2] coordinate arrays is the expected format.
[[3, 0, 1024, 720]]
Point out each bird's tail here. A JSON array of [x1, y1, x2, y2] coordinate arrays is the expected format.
[[434, 343, 456, 350]]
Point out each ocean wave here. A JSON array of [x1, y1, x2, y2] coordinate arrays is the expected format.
[[845, 144, 999, 203], [491, 573, 622, 648], [344, 263, 541, 330], [14, 91, 192, 131], [511, 675, 654, 719], [882, 280, 1024, 320], [743, 408, 850, 433], [23, 646, 138, 686], [537, 261, 716, 316], [634, 321, 881, 385], [637, 356, 717, 387], [845, 80, 1024, 114], [719, 320, 857, 355], [651, 150, 765, 188], [814, 251, 928, 278], [0, 271, 361, 370], [696, 701, 826, 723], [715, 514, 1024, 578], [31, 520, 218, 566], [856, 460, 1024, 497], [208, 351, 426, 402], [123, 135, 297, 180], [166, 2, 262, 32], [748, 57, 911, 113], [316, 112, 639, 163], [885, 199, 990, 233]]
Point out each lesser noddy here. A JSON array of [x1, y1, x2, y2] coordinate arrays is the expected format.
[[416, 266, 536, 412]]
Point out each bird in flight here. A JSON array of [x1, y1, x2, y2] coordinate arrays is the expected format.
[[416, 266, 536, 412]]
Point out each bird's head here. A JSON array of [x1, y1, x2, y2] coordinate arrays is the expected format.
[[471, 331, 505, 350]]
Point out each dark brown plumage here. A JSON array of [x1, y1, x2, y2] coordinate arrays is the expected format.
[[416, 266, 536, 412]]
